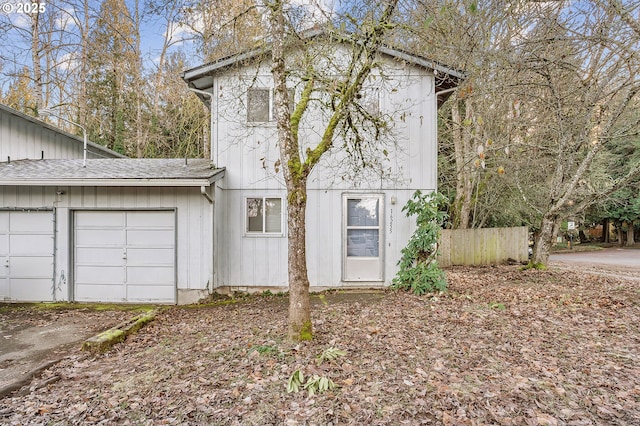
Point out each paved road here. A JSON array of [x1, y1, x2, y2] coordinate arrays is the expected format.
[[550, 247, 640, 270]]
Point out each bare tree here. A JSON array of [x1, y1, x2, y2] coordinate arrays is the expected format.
[[266, 0, 400, 340]]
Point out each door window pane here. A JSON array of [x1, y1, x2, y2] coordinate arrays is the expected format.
[[347, 229, 379, 257], [347, 199, 379, 226]]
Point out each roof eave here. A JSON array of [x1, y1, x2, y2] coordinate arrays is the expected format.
[[0, 168, 225, 187]]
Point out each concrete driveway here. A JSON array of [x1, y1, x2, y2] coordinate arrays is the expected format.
[[550, 247, 640, 274], [0, 305, 137, 397]]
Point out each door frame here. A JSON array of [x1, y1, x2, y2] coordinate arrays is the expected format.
[[341, 193, 384, 282]]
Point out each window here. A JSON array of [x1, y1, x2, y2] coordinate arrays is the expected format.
[[346, 197, 380, 257], [247, 88, 270, 122], [246, 197, 283, 234], [246, 88, 295, 123]]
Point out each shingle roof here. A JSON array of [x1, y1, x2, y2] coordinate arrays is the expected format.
[[0, 159, 225, 186]]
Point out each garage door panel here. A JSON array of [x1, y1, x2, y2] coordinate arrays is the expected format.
[[10, 212, 52, 233], [76, 265, 125, 284], [8, 278, 52, 301], [127, 284, 175, 302], [127, 266, 174, 285], [8, 256, 53, 278], [76, 247, 125, 265], [127, 211, 173, 227], [76, 211, 125, 227], [0, 213, 8, 233], [127, 247, 174, 265], [76, 229, 124, 246], [127, 229, 174, 246], [0, 235, 8, 256], [75, 284, 124, 302], [10, 234, 53, 255]]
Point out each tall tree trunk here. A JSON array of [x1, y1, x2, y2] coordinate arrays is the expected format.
[[627, 222, 635, 246], [602, 218, 610, 243], [287, 183, 312, 340], [30, 12, 43, 111], [269, 0, 312, 341], [451, 95, 474, 229], [532, 213, 558, 265]]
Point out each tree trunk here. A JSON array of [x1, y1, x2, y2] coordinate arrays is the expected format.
[[602, 218, 610, 243], [451, 95, 474, 229], [30, 13, 43, 111], [532, 214, 557, 265], [618, 223, 626, 246], [287, 183, 312, 341], [269, 0, 312, 341], [627, 222, 635, 246]]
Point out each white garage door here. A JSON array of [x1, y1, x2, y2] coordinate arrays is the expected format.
[[74, 210, 176, 303], [0, 210, 54, 301]]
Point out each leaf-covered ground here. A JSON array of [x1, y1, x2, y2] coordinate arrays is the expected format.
[[1, 265, 639, 425]]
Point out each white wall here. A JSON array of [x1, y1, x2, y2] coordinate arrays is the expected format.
[[210, 50, 438, 289], [0, 185, 213, 303], [0, 105, 122, 161]]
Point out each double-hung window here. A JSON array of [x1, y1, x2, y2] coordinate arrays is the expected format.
[[245, 197, 283, 235]]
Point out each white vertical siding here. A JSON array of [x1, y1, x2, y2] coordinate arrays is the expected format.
[[0, 185, 213, 302], [0, 105, 122, 161], [214, 188, 288, 289], [209, 52, 438, 289], [211, 58, 438, 193]]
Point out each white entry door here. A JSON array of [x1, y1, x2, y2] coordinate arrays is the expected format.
[[74, 210, 176, 303], [0, 211, 54, 301], [342, 194, 384, 281]]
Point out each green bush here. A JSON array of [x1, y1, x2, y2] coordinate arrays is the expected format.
[[392, 190, 448, 295]]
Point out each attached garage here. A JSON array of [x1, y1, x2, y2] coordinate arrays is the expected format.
[[74, 210, 176, 303], [0, 158, 225, 304], [0, 210, 54, 301]]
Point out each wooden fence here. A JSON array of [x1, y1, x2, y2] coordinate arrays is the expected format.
[[437, 226, 529, 267]]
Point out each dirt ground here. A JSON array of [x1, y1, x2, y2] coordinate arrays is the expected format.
[[0, 305, 142, 396], [1, 265, 639, 425]]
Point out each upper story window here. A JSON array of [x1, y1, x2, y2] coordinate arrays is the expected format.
[[247, 88, 271, 123], [246, 88, 295, 123]]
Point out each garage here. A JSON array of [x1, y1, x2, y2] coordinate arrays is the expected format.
[[1, 158, 225, 304], [0, 210, 54, 301], [74, 210, 176, 303]]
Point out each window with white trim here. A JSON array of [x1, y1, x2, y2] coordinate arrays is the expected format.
[[246, 88, 295, 123], [247, 88, 270, 122], [245, 197, 283, 234]]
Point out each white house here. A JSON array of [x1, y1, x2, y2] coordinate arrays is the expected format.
[[183, 40, 463, 293], [0, 39, 461, 304]]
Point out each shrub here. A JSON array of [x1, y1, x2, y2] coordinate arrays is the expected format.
[[392, 190, 448, 295]]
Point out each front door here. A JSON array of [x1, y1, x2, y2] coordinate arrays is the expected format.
[[342, 194, 384, 282]]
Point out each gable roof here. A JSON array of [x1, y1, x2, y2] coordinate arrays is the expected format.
[[0, 103, 126, 160], [182, 31, 464, 107], [0, 159, 225, 187]]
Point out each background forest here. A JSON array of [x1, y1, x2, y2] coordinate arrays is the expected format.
[[1, 0, 639, 261]]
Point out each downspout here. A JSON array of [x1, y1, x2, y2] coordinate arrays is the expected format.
[[200, 185, 214, 294], [188, 87, 214, 162]]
